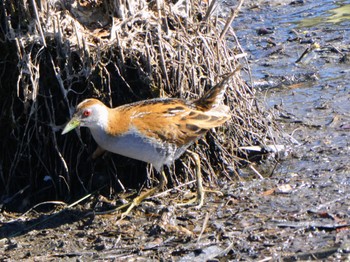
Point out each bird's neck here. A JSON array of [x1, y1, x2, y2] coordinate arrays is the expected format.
[[91, 106, 110, 133], [105, 108, 131, 136]]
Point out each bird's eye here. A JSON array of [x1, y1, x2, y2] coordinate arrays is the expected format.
[[82, 110, 91, 118]]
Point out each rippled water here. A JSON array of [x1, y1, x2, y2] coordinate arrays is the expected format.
[[230, 0, 350, 152]]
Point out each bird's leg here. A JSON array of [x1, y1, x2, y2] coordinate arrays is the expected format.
[[177, 150, 205, 208], [92, 146, 106, 159], [119, 169, 167, 219], [178, 150, 223, 208], [189, 150, 205, 208]]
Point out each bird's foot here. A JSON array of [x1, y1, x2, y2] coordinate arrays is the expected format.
[[116, 186, 159, 219], [94, 171, 167, 220], [92, 187, 158, 220], [176, 194, 203, 209], [176, 188, 223, 209]]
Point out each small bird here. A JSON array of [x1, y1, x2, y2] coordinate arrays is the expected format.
[[62, 72, 235, 217]]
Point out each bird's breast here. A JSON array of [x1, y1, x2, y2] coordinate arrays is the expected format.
[[89, 127, 182, 171]]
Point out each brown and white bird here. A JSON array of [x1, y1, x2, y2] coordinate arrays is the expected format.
[[62, 72, 234, 217]]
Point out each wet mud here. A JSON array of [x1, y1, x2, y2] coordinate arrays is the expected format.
[[1, 0, 350, 260]]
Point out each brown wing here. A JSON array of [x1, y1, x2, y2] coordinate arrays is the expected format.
[[128, 99, 230, 146]]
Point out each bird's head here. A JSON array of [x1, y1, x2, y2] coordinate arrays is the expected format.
[[62, 99, 109, 134]]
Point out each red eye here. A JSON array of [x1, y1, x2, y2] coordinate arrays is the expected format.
[[83, 110, 91, 117]]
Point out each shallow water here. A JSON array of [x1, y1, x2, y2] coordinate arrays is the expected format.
[[233, 1, 350, 75], [297, 3, 350, 27], [231, 0, 350, 150], [229, 2, 350, 259]]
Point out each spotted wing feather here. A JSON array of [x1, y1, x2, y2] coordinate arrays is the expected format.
[[109, 99, 230, 147]]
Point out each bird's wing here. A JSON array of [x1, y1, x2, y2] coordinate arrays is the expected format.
[[128, 99, 230, 146]]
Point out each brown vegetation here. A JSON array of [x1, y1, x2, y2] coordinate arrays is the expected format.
[[0, 0, 279, 211]]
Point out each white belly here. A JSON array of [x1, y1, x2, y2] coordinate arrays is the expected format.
[[90, 128, 183, 171]]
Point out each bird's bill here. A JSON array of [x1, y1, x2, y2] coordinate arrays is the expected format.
[[62, 118, 81, 134]]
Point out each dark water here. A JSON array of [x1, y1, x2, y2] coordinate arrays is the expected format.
[[231, 0, 350, 152], [233, 0, 350, 76], [226, 2, 350, 258]]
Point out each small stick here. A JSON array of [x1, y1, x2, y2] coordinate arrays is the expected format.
[[220, 0, 245, 41], [197, 212, 210, 243], [156, 0, 170, 89], [203, 0, 218, 22], [154, 180, 196, 198], [295, 43, 320, 63], [31, 0, 46, 47], [249, 164, 264, 180]]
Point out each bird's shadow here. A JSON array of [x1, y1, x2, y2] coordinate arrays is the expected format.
[[0, 208, 93, 239]]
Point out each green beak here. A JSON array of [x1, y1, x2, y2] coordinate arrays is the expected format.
[[62, 118, 81, 134]]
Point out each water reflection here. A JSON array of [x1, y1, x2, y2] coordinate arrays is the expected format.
[[298, 4, 350, 27]]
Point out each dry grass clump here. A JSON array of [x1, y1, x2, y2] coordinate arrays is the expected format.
[[0, 0, 279, 211]]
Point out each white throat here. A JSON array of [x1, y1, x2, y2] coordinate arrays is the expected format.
[[89, 104, 109, 131]]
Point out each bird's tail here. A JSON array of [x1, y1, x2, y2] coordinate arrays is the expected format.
[[194, 65, 241, 111]]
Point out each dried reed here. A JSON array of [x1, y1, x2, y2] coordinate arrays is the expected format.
[[0, 0, 280, 211]]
